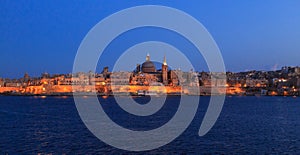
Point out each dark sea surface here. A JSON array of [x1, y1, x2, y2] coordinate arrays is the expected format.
[[1, 96, 300, 154]]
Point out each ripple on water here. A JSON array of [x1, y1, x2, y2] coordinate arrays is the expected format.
[[0, 96, 300, 154]]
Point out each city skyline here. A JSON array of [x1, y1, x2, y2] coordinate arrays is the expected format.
[[1, 1, 300, 78], [0, 64, 299, 79], [1, 58, 299, 96]]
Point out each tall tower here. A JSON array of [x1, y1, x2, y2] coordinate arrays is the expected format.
[[162, 55, 168, 85]]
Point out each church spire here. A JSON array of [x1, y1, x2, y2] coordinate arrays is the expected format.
[[163, 55, 167, 66]]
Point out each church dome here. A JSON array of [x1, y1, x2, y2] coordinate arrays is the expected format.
[[142, 61, 156, 73]]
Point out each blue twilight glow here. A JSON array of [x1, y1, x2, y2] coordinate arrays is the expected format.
[[0, 0, 299, 78]]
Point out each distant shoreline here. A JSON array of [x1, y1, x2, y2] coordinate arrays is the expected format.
[[0, 92, 298, 97]]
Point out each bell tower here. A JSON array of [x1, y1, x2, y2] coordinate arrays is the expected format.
[[162, 55, 168, 85]]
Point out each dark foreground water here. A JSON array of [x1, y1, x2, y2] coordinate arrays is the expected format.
[[1, 96, 300, 154]]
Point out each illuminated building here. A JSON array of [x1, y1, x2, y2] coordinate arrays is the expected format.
[[130, 54, 178, 86]]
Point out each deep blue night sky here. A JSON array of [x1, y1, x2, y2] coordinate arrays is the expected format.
[[1, 0, 300, 78]]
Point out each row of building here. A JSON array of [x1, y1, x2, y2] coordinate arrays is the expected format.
[[0, 54, 299, 96], [0, 54, 200, 95], [224, 66, 300, 96]]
